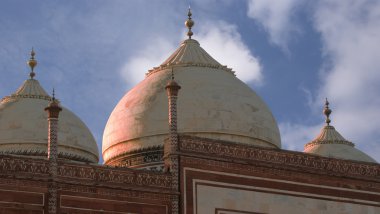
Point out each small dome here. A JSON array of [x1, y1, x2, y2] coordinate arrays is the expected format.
[[102, 38, 280, 167], [304, 100, 376, 163], [0, 78, 99, 163]]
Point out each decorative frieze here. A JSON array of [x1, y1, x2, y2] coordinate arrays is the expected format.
[[0, 155, 172, 190], [0, 157, 49, 176], [146, 63, 235, 78], [181, 156, 380, 192], [179, 135, 380, 179]]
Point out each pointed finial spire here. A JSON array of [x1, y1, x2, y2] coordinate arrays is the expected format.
[[323, 98, 332, 126], [52, 88, 56, 101], [46, 88, 62, 118], [27, 48, 37, 79], [166, 68, 181, 96], [185, 7, 195, 39]]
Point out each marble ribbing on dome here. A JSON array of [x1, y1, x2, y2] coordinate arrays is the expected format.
[[161, 39, 221, 66], [304, 125, 376, 163], [15, 79, 49, 96], [304, 126, 354, 149], [1, 79, 51, 103], [147, 39, 234, 76]]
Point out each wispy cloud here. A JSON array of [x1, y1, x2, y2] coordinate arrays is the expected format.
[[279, 122, 320, 151], [251, 0, 380, 162], [120, 38, 177, 85], [198, 21, 263, 84], [247, 0, 303, 51], [121, 21, 263, 85], [313, 0, 380, 161]]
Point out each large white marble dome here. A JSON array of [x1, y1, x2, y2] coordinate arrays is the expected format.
[[102, 38, 281, 166], [0, 77, 99, 163]]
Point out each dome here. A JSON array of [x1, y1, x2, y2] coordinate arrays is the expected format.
[[102, 38, 281, 167], [304, 100, 376, 163], [0, 77, 99, 163], [304, 126, 376, 163]]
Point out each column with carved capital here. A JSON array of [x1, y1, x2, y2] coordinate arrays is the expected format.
[[45, 95, 62, 214]]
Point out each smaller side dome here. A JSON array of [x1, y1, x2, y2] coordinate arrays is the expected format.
[[304, 99, 376, 163], [0, 50, 99, 163]]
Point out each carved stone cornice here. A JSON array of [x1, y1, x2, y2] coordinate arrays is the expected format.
[[57, 164, 171, 189], [1, 94, 51, 103], [146, 63, 235, 78], [178, 135, 380, 180], [0, 156, 49, 178], [0, 155, 172, 190], [181, 157, 380, 192]]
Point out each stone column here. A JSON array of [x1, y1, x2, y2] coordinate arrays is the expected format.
[[164, 72, 181, 214], [45, 96, 62, 214], [166, 80, 181, 153]]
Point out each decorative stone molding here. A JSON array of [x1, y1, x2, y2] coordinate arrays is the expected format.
[[0, 155, 173, 190], [0, 156, 49, 176], [181, 155, 380, 193], [147, 63, 234, 77], [305, 125, 355, 149], [57, 164, 172, 189], [1, 94, 51, 103], [178, 135, 380, 179], [304, 139, 355, 149]]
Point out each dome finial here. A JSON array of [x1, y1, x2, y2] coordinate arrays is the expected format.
[[46, 88, 61, 112], [52, 88, 56, 101], [27, 48, 37, 79], [185, 7, 195, 39], [323, 98, 332, 126]]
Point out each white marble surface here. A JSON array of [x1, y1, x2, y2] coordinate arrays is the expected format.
[[0, 79, 99, 162]]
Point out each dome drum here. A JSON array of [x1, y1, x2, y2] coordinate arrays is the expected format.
[[104, 145, 163, 171], [0, 143, 98, 162]]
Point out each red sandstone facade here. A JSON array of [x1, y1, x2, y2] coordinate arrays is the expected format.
[[0, 135, 379, 213]]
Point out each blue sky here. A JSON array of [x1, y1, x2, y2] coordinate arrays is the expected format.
[[1, 0, 380, 162]]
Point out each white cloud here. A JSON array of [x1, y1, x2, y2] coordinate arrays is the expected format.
[[255, 0, 380, 162], [279, 122, 320, 151], [313, 0, 380, 161], [247, 0, 302, 50], [120, 39, 176, 85], [121, 21, 263, 85], [198, 21, 263, 84]]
